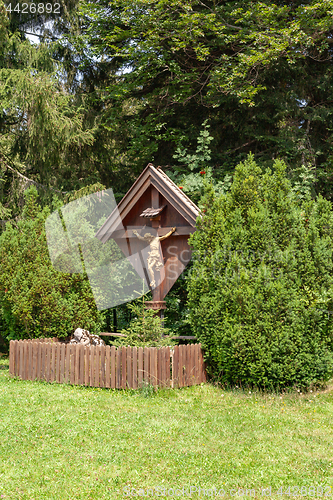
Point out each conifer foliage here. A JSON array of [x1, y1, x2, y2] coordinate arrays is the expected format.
[[188, 155, 333, 388]]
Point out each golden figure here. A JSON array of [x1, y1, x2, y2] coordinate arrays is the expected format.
[[133, 227, 176, 288]]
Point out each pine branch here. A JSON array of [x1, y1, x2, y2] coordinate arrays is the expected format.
[[0, 155, 67, 194]]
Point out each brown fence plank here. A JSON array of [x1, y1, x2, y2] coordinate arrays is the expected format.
[[69, 344, 75, 385], [184, 345, 188, 387], [138, 347, 143, 387], [195, 344, 201, 384], [105, 345, 111, 389], [157, 348, 161, 387], [74, 344, 79, 385], [89, 346, 93, 386], [172, 346, 178, 388], [55, 343, 61, 383], [180, 345, 184, 387], [193, 344, 197, 385], [64, 343, 70, 383], [41, 342, 47, 381], [15, 341, 19, 377], [78, 344, 83, 386], [14, 340, 20, 377], [179, 345, 184, 388], [27, 342, 31, 380], [184, 345, 191, 387], [127, 347, 132, 389], [182, 345, 187, 387], [18, 340, 24, 378], [191, 344, 196, 384], [9, 341, 13, 375], [84, 346, 89, 386], [188, 345, 193, 386], [26, 342, 31, 380], [94, 346, 100, 387], [15, 341, 20, 376], [193, 344, 198, 384], [200, 344, 207, 383], [36, 342, 42, 380], [100, 346, 106, 388], [111, 346, 116, 389], [20, 342, 24, 379], [46, 342, 52, 382], [116, 347, 121, 389], [187, 345, 191, 386], [199, 344, 204, 384], [50, 343, 56, 382], [11, 341, 16, 376], [13, 341, 18, 377], [59, 344, 65, 384], [151, 347, 157, 387], [29, 342, 33, 380], [90, 346, 95, 387], [143, 347, 149, 384], [23, 341, 28, 380], [165, 347, 170, 388], [132, 347, 138, 390], [149, 347, 154, 386], [26, 341, 30, 380], [9, 341, 14, 375], [158, 348, 162, 387], [39, 342, 44, 381], [41, 342, 46, 381], [186, 345, 190, 387], [197, 343, 202, 383], [98, 345, 105, 387], [121, 346, 127, 389]]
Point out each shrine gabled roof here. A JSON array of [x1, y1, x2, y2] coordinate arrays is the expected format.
[[95, 164, 201, 243]]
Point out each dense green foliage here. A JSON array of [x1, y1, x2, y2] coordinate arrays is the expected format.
[[188, 155, 333, 388], [76, 0, 333, 198], [0, 186, 103, 342], [115, 296, 173, 348]]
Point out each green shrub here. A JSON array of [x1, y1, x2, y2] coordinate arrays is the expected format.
[[0, 186, 103, 340], [187, 155, 333, 389], [115, 296, 173, 348]]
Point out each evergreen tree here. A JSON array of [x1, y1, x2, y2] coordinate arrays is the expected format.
[[188, 154, 333, 388]]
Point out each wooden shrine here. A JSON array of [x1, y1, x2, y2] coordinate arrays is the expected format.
[[95, 164, 200, 312]]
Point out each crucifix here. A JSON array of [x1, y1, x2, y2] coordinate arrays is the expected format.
[[132, 226, 176, 288], [95, 164, 200, 314]]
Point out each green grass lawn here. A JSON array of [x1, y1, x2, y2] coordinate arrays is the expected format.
[[0, 355, 333, 499]]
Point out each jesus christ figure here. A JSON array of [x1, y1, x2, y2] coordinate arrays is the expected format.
[[132, 227, 176, 288]]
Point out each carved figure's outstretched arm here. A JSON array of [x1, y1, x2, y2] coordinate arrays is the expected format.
[[132, 229, 147, 241], [159, 227, 176, 241]]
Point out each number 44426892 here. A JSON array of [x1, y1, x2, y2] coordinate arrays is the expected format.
[[5, 3, 60, 14]]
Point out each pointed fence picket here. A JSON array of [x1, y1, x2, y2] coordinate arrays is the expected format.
[[9, 339, 206, 389]]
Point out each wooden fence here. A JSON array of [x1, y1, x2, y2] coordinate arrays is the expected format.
[[9, 340, 206, 389]]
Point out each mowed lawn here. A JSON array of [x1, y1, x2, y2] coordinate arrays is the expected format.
[[0, 356, 333, 500]]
